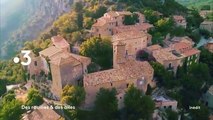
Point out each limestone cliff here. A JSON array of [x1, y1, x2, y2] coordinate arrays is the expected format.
[[0, 0, 76, 59], [12, 0, 73, 42]]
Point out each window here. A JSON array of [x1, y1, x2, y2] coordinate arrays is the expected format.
[[34, 61, 37, 66], [169, 63, 172, 68], [120, 97, 122, 99], [111, 83, 113, 86], [126, 83, 129, 88], [169, 106, 172, 109]]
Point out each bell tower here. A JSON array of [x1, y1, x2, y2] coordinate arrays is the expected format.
[[113, 41, 127, 68]]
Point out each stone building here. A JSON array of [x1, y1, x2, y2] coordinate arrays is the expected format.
[[83, 41, 155, 109], [28, 35, 91, 99], [153, 96, 178, 111], [112, 31, 152, 61], [173, 15, 187, 28], [205, 40, 213, 53], [145, 36, 200, 74], [199, 10, 213, 19], [22, 103, 62, 120], [203, 85, 213, 108], [91, 11, 152, 37], [200, 21, 213, 33]]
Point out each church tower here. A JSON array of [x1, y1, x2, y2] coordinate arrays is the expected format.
[[113, 41, 127, 68]]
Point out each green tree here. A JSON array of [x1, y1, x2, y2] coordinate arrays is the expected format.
[[155, 18, 174, 35], [199, 47, 213, 78], [53, 13, 78, 35], [180, 63, 211, 108], [83, 17, 94, 29], [94, 88, 118, 120], [136, 50, 149, 61], [2, 93, 16, 104], [123, 14, 139, 25], [186, 9, 204, 29], [61, 85, 85, 107], [26, 88, 43, 106], [80, 37, 113, 69], [150, 62, 176, 88], [0, 80, 6, 97], [0, 99, 24, 120], [144, 9, 159, 24], [165, 109, 179, 120], [190, 103, 209, 120], [71, 31, 82, 43], [124, 85, 155, 120], [93, 6, 107, 19]]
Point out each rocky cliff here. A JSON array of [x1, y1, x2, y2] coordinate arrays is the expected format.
[[12, 0, 73, 42], [0, 0, 75, 59]]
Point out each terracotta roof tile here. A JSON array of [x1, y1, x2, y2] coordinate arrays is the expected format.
[[113, 23, 153, 33], [84, 60, 153, 86], [152, 48, 181, 64], [173, 15, 185, 21], [182, 48, 200, 57], [24, 103, 61, 120], [112, 31, 149, 42], [51, 35, 69, 49], [145, 45, 162, 53], [39, 46, 62, 58], [50, 52, 81, 66]]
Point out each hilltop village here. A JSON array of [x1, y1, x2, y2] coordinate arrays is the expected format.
[[0, 1, 213, 120]]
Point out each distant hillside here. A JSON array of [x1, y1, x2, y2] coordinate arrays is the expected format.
[[0, 0, 73, 59], [176, 0, 213, 9]]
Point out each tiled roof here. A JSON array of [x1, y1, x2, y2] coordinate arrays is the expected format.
[[51, 35, 69, 49], [84, 60, 153, 86], [172, 42, 191, 52], [93, 11, 132, 27], [113, 23, 153, 33], [173, 15, 185, 21], [152, 48, 180, 64], [93, 18, 108, 27], [105, 11, 132, 17], [71, 53, 91, 65], [165, 36, 194, 47], [145, 45, 162, 53], [23, 103, 61, 120], [171, 42, 200, 57], [112, 31, 149, 42], [50, 52, 81, 66], [201, 21, 213, 24], [39, 46, 62, 58], [182, 48, 200, 57], [208, 85, 213, 95], [208, 40, 213, 44]]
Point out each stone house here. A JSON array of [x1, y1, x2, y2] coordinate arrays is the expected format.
[[203, 85, 213, 108], [83, 41, 155, 109], [205, 40, 213, 53], [28, 35, 91, 99], [91, 11, 152, 37], [153, 96, 178, 111], [200, 21, 213, 33], [199, 10, 213, 19], [173, 15, 187, 28], [112, 31, 152, 61], [22, 103, 62, 120], [145, 37, 200, 74]]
